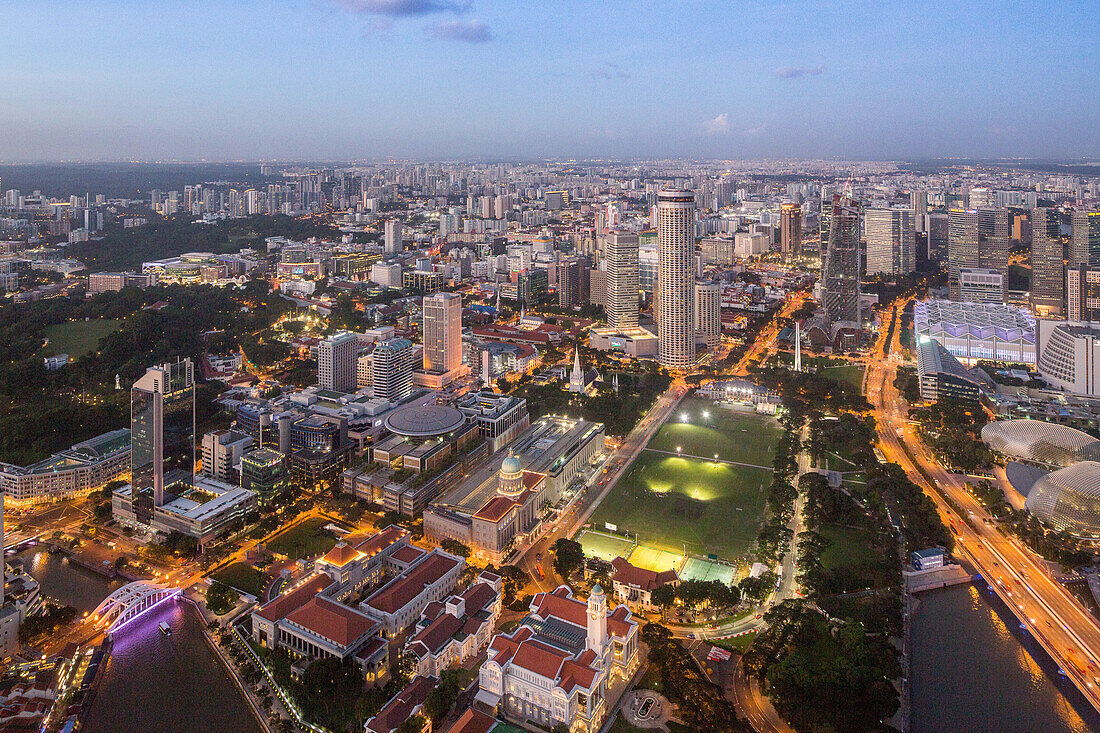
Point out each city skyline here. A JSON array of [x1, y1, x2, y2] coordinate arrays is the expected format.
[[3, 1, 1098, 162]]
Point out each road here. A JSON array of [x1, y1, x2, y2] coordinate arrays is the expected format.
[[732, 294, 806, 377], [868, 300, 1100, 714], [515, 381, 688, 592]]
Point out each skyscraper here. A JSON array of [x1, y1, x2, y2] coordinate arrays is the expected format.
[[422, 291, 462, 374], [947, 209, 1010, 300], [818, 190, 833, 261], [605, 232, 639, 330], [318, 331, 359, 392], [823, 194, 862, 324], [1031, 207, 1064, 315], [1070, 210, 1100, 267], [864, 208, 916, 275], [910, 190, 929, 233], [1065, 265, 1100, 321], [694, 280, 721, 351], [557, 257, 583, 308], [656, 190, 696, 370], [370, 338, 414, 402], [384, 219, 402, 254], [780, 203, 802, 262], [131, 359, 195, 520]]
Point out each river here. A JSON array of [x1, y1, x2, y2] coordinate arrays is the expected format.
[[910, 582, 1100, 733], [14, 548, 262, 733]]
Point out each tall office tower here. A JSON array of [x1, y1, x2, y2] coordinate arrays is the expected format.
[[946, 209, 1010, 300], [558, 257, 583, 308], [605, 232, 640, 329], [656, 190, 696, 370], [1071, 210, 1100, 267], [823, 194, 863, 324], [131, 359, 195, 518], [384, 219, 402, 254], [780, 203, 802, 262], [694, 280, 721, 351], [370, 338, 414, 402], [1031, 207, 1064, 315], [819, 190, 833, 263], [1066, 265, 1100, 321], [318, 331, 359, 392], [910, 190, 929, 233], [422, 292, 462, 374], [864, 208, 916, 275]]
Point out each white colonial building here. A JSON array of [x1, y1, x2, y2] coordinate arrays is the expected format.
[[477, 585, 640, 732]]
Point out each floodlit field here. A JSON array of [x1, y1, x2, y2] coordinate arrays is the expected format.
[[645, 398, 779, 466], [42, 319, 122, 358], [628, 545, 683, 573], [679, 557, 739, 585], [577, 530, 636, 562], [590, 451, 770, 561]]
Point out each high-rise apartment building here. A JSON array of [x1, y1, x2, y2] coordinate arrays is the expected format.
[[422, 292, 462, 374], [131, 359, 195, 519], [910, 190, 929, 233], [370, 338, 414, 402], [694, 280, 721, 351], [1071, 210, 1100, 267], [864, 208, 916, 275], [318, 331, 359, 392], [780, 203, 802, 262], [557, 257, 583, 308], [1031, 207, 1064, 316], [1066, 265, 1100, 321], [947, 209, 1010, 300], [656, 190, 696, 369], [823, 195, 862, 324], [604, 232, 639, 330], [384, 219, 402, 254]]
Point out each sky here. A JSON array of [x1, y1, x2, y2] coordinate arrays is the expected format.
[[1, 0, 1098, 162]]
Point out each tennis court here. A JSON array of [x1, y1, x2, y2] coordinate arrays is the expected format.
[[679, 557, 738, 586], [628, 545, 683, 573], [577, 530, 636, 562]]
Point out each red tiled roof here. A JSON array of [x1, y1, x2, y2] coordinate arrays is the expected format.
[[366, 676, 436, 733], [353, 525, 410, 557], [254, 574, 331, 623], [511, 639, 568, 679], [610, 557, 678, 592], [319, 542, 363, 567], [473, 495, 519, 523], [461, 582, 497, 614], [366, 552, 460, 615], [445, 709, 497, 733], [391, 545, 427, 565], [408, 613, 464, 656], [521, 470, 544, 492], [285, 596, 377, 648]]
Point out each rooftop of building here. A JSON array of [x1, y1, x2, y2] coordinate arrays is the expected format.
[[363, 550, 460, 615], [285, 595, 377, 648], [434, 415, 602, 513], [384, 403, 467, 437]]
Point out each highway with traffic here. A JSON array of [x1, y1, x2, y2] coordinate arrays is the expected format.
[[869, 299, 1100, 714]]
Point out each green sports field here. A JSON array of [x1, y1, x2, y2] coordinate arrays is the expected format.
[[589, 450, 770, 562], [644, 398, 779, 466], [42, 319, 122, 358]]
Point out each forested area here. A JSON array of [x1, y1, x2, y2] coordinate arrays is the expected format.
[[0, 281, 291, 464]]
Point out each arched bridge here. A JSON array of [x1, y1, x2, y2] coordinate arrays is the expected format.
[[91, 581, 181, 637]]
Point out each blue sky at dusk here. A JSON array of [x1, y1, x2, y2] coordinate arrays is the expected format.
[[2, 0, 1097, 161]]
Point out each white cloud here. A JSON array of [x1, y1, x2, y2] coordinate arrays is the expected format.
[[426, 19, 493, 42], [701, 113, 731, 135]]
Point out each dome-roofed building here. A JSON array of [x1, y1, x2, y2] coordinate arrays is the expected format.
[[497, 450, 524, 497], [1025, 461, 1100, 539], [980, 419, 1100, 467]]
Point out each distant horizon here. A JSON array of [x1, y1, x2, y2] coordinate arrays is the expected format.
[[2, 1, 1097, 161]]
